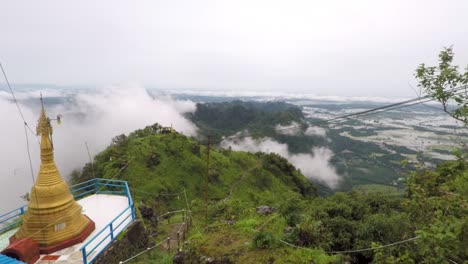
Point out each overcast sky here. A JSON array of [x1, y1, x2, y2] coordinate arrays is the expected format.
[[1, 0, 467, 97]]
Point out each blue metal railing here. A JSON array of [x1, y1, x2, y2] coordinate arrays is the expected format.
[[79, 179, 135, 264], [0, 178, 135, 264], [80, 205, 134, 264], [0, 206, 27, 234]]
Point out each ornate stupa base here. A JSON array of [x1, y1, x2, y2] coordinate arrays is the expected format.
[[7, 216, 95, 255], [38, 216, 95, 254], [1, 238, 40, 264]]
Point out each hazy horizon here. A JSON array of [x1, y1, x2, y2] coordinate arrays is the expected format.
[[1, 0, 468, 97]]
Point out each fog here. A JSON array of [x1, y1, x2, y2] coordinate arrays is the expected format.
[[304, 126, 327, 137], [0, 85, 197, 212], [220, 136, 340, 188], [1, 1, 468, 97], [275, 122, 301, 136]]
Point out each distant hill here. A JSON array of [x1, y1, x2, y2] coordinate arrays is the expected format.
[[186, 100, 407, 193], [186, 101, 304, 140]]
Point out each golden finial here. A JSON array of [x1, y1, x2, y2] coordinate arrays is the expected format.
[[36, 94, 55, 158], [36, 93, 53, 138]]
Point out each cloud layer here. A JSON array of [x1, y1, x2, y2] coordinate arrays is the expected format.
[[275, 122, 328, 138], [275, 122, 302, 136], [304, 126, 327, 137], [220, 136, 340, 188]]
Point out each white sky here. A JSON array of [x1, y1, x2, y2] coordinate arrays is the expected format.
[[1, 0, 467, 96]]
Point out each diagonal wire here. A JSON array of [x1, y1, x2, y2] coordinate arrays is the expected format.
[[279, 236, 420, 254], [0, 62, 39, 142], [23, 124, 36, 183]]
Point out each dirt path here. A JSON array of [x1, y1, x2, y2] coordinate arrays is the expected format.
[[161, 222, 187, 251]]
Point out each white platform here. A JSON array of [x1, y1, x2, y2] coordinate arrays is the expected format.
[[0, 194, 131, 264], [0, 228, 17, 253]]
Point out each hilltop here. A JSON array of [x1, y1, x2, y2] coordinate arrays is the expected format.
[[72, 123, 316, 206]]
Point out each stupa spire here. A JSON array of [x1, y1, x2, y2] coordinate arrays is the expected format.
[[37, 94, 52, 143], [32, 94, 62, 186]]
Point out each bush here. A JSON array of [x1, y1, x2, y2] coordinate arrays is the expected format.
[[146, 151, 161, 168], [253, 231, 276, 249]]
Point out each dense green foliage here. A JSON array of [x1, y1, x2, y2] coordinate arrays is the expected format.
[[187, 100, 304, 140]]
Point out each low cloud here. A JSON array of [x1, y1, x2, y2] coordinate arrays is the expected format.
[[275, 122, 301, 136], [168, 90, 411, 103], [304, 126, 327, 137], [221, 136, 340, 188], [0, 85, 197, 212], [275, 122, 327, 138]]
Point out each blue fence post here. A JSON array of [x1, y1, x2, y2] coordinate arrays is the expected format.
[[20, 207, 24, 214], [125, 182, 130, 205], [124, 181, 136, 220], [110, 223, 114, 240], [82, 248, 87, 264], [94, 178, 99, 194]]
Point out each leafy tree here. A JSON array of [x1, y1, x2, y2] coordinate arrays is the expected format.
[[415, 46, 468, 124], [111, 134, 129, 147]]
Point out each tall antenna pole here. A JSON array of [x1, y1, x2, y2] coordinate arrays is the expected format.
[[205, 135, 211, 220], [85, 141, 96, 179]]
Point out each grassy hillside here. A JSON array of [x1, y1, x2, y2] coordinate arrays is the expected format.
[[72, 123, 316, 209], [71, 123, 467, 264]]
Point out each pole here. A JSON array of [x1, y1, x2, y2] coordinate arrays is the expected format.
[[85, 141, 96, 179], [205, 135, 210, 220]]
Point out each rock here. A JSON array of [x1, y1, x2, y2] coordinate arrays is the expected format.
[[138, 204, 154, 219], [284, 226, 293, 235], [173, 251, 187, 264], [200, 256, 213, 262], [138, 203, 158, 227], [256, 205, 276, 215], [126, 220, 147, 244]]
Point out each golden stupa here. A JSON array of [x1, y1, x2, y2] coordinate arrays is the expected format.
[[12, 97, 95, 253]]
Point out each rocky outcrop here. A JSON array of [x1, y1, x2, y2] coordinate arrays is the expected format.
[[256, 205, 276, 215], [139, 203, 158, 227]]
